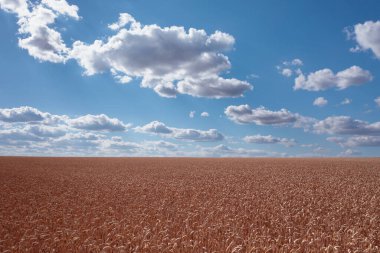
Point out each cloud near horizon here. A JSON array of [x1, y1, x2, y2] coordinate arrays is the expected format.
[[1, 104, 380, 156], [198, 144, 284, 157], [68, 114, 130, 132], [243, 134, 296, 147], [0, 106, 227, 156], [135, 121, 224, 142], [0, 106, 280, 157]]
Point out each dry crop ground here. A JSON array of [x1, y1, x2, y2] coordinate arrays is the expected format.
[[0, 157, 379, 253]]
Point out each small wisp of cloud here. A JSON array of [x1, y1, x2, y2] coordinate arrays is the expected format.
[[313, 97, 328, 107], [200, 112, 209, 117]]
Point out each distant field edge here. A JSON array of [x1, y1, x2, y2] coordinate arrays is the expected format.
[[0, 156, 379, 159]]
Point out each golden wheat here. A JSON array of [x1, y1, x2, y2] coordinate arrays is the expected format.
[[0, 157, 379, 252]]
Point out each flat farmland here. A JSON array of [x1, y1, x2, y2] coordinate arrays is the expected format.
[[0, 157, 379, 252]]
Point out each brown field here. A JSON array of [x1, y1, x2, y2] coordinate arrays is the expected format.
[[0, 157, 379, 253]]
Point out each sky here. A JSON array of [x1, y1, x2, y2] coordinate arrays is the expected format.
[[0, 0, 380, 157]]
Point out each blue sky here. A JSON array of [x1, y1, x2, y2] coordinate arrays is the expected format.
[[0, 0, 380, 157]]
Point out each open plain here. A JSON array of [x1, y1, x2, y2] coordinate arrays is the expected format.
[[0, 157, 379, 252]]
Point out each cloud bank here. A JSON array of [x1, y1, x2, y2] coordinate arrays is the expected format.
[[0, 106, 228, 156], [319, 116, 380, 148], [135, 121, 224, 142]]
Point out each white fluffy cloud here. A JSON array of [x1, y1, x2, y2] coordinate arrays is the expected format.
[[108, 13, 138, 31], [0, 106, 184, 156], [317, 115, 380, 150], [176, 77, 252, 98], [70, 13, 252, 98], [189, 111, 196, 118], [0, 125, 71, 149], [314, 116, 380, 135], [225, 105, 305, 126], [243, 134, 295, 147], [281, 68, 293, 77], [135, 121, 173, 134], [277, 58, 303, 77], [0, 106, 128, 132], [292, 59, 303, 66], [0, 106, 69, 126], [294, 66, 372, 91], [349, 21, 380, 58], [284, 59, 303, 66], [313, 97, 328, 107], [1, 3, 252, 98], [375, 97, 380, 107], [68, 114, 130, 132], [0, 0, 28, 16], [0, 106, 300, 157], [0, 0, 79, 63], [200, 112, 209, 117], [40, 0, 79, 19], [135, 121, 224, 142], [173, 129, 223, 142], [0, 106, 46, 122]]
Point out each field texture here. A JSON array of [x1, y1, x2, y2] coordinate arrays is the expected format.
[[0, 157, 379, 252]]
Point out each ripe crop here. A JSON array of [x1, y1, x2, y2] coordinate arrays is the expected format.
[[0, 157, 379, 252]]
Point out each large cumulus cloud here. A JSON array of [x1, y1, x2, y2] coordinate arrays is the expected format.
[[70, 13, 252, 98], [1, 1, 252, 98]]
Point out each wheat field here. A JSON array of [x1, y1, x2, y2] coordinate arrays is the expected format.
[[0, 157, 379, 252]]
